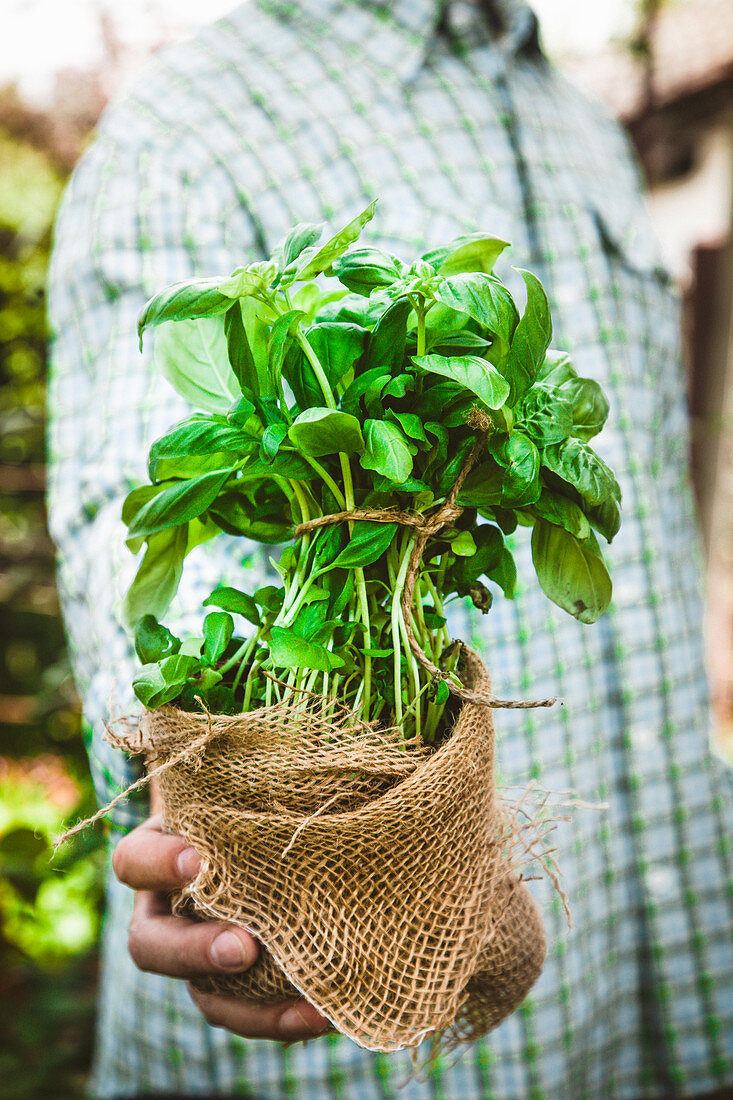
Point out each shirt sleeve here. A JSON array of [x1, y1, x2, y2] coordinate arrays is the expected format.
[[46, 123, 265, 828]]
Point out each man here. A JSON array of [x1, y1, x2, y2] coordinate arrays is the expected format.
[[47, 0, 733, 1096]]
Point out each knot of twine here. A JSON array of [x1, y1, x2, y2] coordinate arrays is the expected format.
[[295, 411, 557, 713]]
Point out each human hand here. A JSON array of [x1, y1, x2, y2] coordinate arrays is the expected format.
[[112, 814, 331, 1041]]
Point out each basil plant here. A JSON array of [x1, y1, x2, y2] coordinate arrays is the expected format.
[[123, 201, 620, 745]]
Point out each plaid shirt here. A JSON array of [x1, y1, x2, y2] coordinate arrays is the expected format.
[[47, 0, 733, 1096]]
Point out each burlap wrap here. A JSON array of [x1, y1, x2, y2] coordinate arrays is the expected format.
[[128, 648, 546, 1052]]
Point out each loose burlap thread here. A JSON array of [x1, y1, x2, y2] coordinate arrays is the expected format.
[[109, 648, 547, 1052]]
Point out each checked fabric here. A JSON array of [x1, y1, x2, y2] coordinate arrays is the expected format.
[[47, 0, 733, 1096]]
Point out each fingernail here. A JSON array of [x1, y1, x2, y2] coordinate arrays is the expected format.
[[176, 847, 201, 880], [279, 1005, 329, 1038], [210, 930, 248, 969]]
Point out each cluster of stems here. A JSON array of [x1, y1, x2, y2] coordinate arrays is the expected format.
[[218, 288, 458, 743]]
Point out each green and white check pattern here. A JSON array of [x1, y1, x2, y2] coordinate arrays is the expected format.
[[47, 0, 733, 1096]]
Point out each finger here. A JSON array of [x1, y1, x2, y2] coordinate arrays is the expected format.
[[113, 814, 201, 891], [188, 987, 331, 1041], [127, 890, 259, 977]]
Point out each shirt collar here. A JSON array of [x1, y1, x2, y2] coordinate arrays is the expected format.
[[258, 0, 542, 82]]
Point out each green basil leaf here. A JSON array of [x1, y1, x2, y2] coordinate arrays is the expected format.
[[122, 484, 166, 551], [239, 297, 274, 397], [288, 407, 365, 456], [149, 418, 249, 481], [268, 309, 304, 382], [413, 353, 510, 410], [160, 653, 200, 685], [224, 301, 260, 397], [202, 611, 234, 664], [582, 495, 622, 543], [387, 410, 429, 443], [340, 367, 391, 417], [261, 422, 289, 459], [328, 568, 354, 619], [269, 626, 345, 671], [428, 330, 491, 353], [153, 316, 240, 415], [330, 521, 398, 568], [133, 653, 200, 708], [209, 491, 292, 542], [133, 663, 178, 708], [282, 341, 323, 410], [331, 247, 403, 295], [274, 220, 323, 269], [203, 586, 260, 625], [138, 278, 231, 347], [240, 452, 317, 481], [310, 525, 346, 576], [412, 380, 464, 421], [127, 468, 236, 539], [382, 374, 415, 401], [456, 459, 504, 508], [152, 451, 244, 484], [134, 615, 181, 664], [531, 489, 591, 539], [537, 348, 577, 386], [449, 530, 477, 556], [436, 436, 476, 496], [218, 260, 278, 298], [531, 520, 612, 623], [196, 668, 224, 693], [434, 273, 519, 364], [226, 394, 257, 427], [502, 269, 552, 403], [563, 376, 610, 442], [542, 439, 621, 506], [362, 297, 412, 377], [491, 431, 541, 506], [315, 292, 374, 326], [360, 419, 413, 482], [450, 524, 504, 589], [254, 586, 285, 613], [517, 386, 573, 446], [290, 598, 330, 641], [296, 199, 378, 281], [306, 322, 367, 387], [488, 546, 517, 598], [123, 525, 188, 627], [436, 235, 509, 275]]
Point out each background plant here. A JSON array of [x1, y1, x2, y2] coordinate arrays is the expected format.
[[126, 202, 620, 743], [0, 123, 103, 1099]]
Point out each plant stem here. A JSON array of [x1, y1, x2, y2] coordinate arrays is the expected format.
[[297, 330, 337, 411], [242, 657, 263, 712], [416, 302, 427, 358], [423, 571, 451, 650], [296, 323, 373, 715], [231, 632, 260, 693], [390, 534, 415, 726], [301, 455, 346, 509], [217, 635, 255, 676], [289, 479, 311, 525]]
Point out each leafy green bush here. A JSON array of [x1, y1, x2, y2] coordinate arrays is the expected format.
[[0, 123, 102, 1099]]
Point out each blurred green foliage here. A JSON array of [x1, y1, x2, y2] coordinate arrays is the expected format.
[[0, 123, 104, 1098]]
